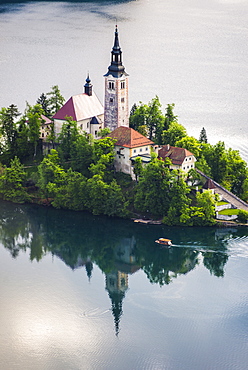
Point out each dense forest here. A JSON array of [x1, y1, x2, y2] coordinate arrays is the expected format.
[[0, 89, 247, 226]]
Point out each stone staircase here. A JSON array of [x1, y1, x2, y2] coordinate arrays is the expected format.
[[196, 169, 248, 212]]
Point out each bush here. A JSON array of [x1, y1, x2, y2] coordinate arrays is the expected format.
[[237, 210, 248, 224]]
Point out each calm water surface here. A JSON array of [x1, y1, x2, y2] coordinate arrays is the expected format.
[[0, 200, 248, 369], [1, 1, 248, 368], [0, 0, 248, 161]]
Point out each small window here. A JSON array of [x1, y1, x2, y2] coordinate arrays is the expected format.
[[95, 130, 97, 136], [183, 167, 185, 170], [140, 148, 142, 152], [81, 124, 83, 129], [189, 157, 191, 160], [121, 97, 125, 103], [187, 166, 189, 169], [191, 165, 193, 168], [42, 133, 44, 138], [109, 82, 114, 90], [146, 147, 148, 151], [121, 81, 125, 89], [87, 122, 89, 128], [110, 98, 113, 103], [134, 149, 136, 153], [185, 158, 187, 161]]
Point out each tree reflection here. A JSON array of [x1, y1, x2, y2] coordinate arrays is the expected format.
[[0, 200, 245, 280], [1, 200, 248, 334], [0, 203, 247, 283]]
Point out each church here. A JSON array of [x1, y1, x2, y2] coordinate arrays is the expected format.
[[52, 25, 129, 137], [50, 26, 195, 179], [50, 26, 155, 179]]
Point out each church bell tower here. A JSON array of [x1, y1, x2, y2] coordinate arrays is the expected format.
[[104, 26, 129, 131]]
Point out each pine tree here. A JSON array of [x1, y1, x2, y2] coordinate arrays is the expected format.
[[199, 127, 208, 143]]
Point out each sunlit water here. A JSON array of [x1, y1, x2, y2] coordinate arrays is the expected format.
[[0, 0, 248, 162], [0, 200, 248, 369]]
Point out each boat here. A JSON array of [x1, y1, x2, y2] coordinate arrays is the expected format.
[[155, 238, 172, 246]]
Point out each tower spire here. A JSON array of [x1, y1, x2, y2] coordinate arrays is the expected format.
[[104, 26, 127, 78], [84, 72, 92, 96]]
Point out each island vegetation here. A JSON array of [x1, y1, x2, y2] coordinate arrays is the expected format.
[[0, 89, 248, 226]]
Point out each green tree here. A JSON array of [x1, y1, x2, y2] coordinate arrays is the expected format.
[[25, 103, 43, 157], [86, 175, 125, 217], [57, 117, 79, 163], [237, 210, 248, 224], [134, 155, 174, 218], [0, 157, 29, 203], [225, 148, 248, 197], [187, 168, 201, 186], [194, 190, 216, 226], [70, 133, 94, 177], [162, 177, 191, 225], [0, 104, 20, 159], [164, 103, 177, 131], [176, 136, 201, 158], [47, 168, 87, 211], [133, 157, 143, 182], [162, 122, 187, 146], [15, 118, 30, 161], [37, 149, 62, 198], [199, 127, 208, 143], [37, 93, 51, 117], [195, 155, 212, 177], [47, 85, 65, 116], [98, 127, 111, 137], [129, 102, 147, 132], [129, 96, 164, 141]]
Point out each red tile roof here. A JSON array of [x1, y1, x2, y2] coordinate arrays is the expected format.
[[107, 126, 154, 148], [158, 145, 194, 165], [52, 92, 103, 121]]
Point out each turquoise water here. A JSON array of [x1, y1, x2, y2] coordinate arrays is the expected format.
[[0, 200, 248, 369]]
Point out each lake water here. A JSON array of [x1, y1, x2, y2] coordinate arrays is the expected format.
[[0, 199, 248, 369], [0, 0, 248, 162], [1, 2, 248, 369]]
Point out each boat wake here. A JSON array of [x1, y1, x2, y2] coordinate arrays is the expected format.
[[80, 307, 111, 319]]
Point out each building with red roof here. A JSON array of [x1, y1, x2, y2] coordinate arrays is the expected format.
[[107, 126, 154, 178], [52, 74, 104, 139], [158, 144, 196, 173]]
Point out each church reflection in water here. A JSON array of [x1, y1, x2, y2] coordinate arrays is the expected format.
[[1, 201, 246, 335], [105, 237, 140, 335]]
